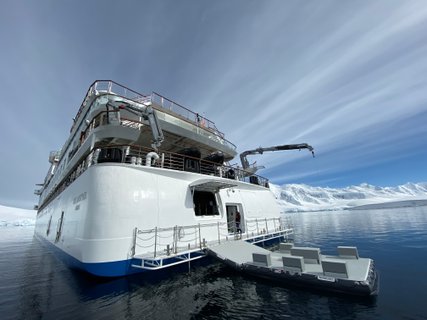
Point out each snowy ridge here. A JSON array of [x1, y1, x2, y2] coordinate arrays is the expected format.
[[0, 205, 36, 227], [270, 182, 427, 212]]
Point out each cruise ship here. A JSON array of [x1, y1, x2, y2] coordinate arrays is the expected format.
[[34, 80, 295, 277]]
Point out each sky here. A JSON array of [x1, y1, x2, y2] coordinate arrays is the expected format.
[[0, 0, 426, 209]]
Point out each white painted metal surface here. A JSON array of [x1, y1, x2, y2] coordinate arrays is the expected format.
[[35, 163, 285, 266], [34, 81, 288, 276]]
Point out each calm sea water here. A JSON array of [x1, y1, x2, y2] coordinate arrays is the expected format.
[[1, 207, 426, 320]]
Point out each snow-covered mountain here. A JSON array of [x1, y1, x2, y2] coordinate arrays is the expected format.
[[0, 205, 36, 227], [270, 182, 427, 212]]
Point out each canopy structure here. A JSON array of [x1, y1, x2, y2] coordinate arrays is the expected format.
[[189, 178, 237, 192]]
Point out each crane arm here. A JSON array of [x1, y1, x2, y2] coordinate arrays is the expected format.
[[107, 100, 164, 150], [240, 143, 314, 171]]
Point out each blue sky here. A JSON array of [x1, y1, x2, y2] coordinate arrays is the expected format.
[[1, 0, 426, 208]]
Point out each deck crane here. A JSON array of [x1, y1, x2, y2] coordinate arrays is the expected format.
[[106, 100, 164, 150], [239, 143, 314, 176]]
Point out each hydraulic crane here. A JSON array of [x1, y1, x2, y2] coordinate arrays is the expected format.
[[106, 99, 164, 150], [239, 143, 315, 175]]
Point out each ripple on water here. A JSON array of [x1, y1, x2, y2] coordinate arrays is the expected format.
[[1, 207, 427, 319]]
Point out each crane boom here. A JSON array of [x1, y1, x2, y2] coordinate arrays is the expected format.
[[107, 100, 164, 150], [239, 143, 314, 173]]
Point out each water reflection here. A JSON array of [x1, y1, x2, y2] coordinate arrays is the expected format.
[[2, 206, 427, 319], [11, 238, 380, 320], [290, 207, 427, 251]]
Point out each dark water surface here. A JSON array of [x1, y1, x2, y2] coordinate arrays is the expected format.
[[1, 207, 426, 319]]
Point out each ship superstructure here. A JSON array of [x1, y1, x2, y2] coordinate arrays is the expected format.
[[34, 80, 292, 277]]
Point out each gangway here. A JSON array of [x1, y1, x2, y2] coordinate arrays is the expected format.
[[130, 217, 293, 271]]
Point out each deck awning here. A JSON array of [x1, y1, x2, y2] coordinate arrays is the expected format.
[[189, 179, 237, 193]]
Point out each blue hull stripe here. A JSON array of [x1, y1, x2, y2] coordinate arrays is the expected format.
[[35, 233, 284, 277], [35, 234, 143, 277]]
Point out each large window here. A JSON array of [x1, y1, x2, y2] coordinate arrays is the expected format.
[[193, 191, 219, 216]]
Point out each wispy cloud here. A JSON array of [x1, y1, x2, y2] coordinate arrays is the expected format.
[[209, 1, 427, 186], [1, 1, 427, 207]]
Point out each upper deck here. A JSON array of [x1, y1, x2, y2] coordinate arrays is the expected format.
[[69, 80, 237, 159]]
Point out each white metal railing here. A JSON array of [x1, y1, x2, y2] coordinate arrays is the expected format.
[[71, 80, 235, 150], [151, 92, 224, 137], [151, 92, 236, 152], [131, 217, 293, 259]]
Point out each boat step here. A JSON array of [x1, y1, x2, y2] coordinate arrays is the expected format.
[[131, 250, 207, 270]]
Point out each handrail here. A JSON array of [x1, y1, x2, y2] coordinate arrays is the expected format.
[[71, 80, 149, 132], [151, 92, 224, 137], [96, 143, 270, 187], [132, 217, 293, 258]]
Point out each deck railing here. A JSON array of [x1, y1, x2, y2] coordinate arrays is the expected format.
[[70, 80, 149, 132], [71, 80, 233, 148], [98, 144, 270, 187], [93, 80, 149, 102], [131, 216, 293, 258], [151, 92, 224, 137]]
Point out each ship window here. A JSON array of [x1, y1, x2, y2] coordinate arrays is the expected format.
[[193, 191, 219, 216]]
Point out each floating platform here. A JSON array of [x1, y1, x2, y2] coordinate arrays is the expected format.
[[207, 241, 379, 297]]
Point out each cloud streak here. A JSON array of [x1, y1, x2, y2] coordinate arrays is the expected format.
[[0, 0, 426, 207], [214, 1, 427, 186]]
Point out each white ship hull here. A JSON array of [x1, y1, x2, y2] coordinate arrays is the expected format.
[[35, 163, 285, 277]]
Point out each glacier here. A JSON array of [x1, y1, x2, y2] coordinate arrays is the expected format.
[[1, 182, 426, 226], [270, 182, 427, 213], [0, 204, 36, 227]]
